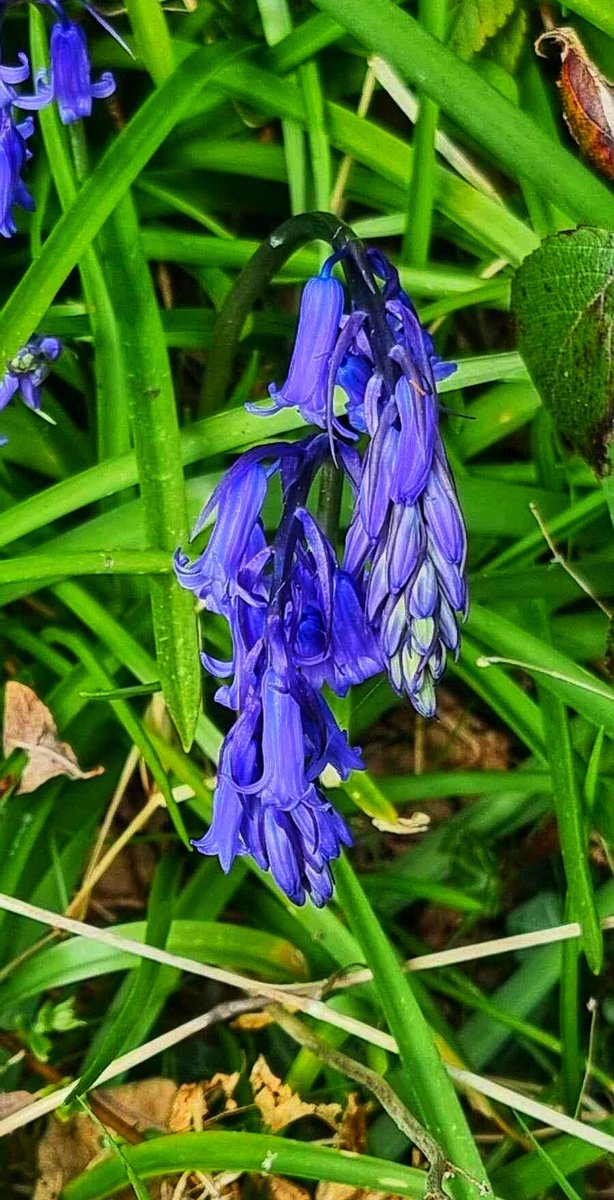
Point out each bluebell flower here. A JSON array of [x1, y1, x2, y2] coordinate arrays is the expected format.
[[174, 450, 272, 617], [0, 109, 35, 238], [339, 251, 467, 716], [0, 53, 52, 111], [49, 19, 115, 124], [249, 264, 344, 429], [193, 643, 357, 907], [176, 436, 371, 905], [0, 336, 62, 441], [0, 55, 52, 238]]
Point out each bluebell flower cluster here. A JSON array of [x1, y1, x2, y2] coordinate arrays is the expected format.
[[0, 335, 61, 442], [176, 439, 371, 906], [177, 242, 468, 905], [0, 0, 124, 238]]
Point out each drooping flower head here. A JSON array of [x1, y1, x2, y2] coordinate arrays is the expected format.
[[48, 18, 115, 124], [253, 245, 467, 717], [176, 436, 375, 905], [336, 251, 467, 716], [175, 231, 467, 906], [0, 335, 62, 441]]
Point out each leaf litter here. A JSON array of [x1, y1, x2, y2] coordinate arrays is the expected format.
[[3, 681, 104, 795]]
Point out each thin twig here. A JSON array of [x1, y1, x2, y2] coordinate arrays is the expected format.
[[530, 502, 613, 619], [330, 67, 377, 215], [0, 997, 261, 1139], [269, 1004, 489, 1200], [67, 743, 141, 920]]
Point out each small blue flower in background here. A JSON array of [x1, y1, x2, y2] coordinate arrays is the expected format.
[[0, 56, 52, 238], [48, 18, 115, 125], [0, 335, 62, 442]]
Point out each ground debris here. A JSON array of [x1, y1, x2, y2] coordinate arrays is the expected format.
[[33, 1078, 177, 1200], [250, 1056, 342, 1133], [3, 681, 103, 794]]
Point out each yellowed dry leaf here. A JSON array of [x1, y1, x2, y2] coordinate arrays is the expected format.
[[372, 813, 430, 835], [3, 681, 104, 794], [250, 1056, 341, 1132], [169, 1072, 240, 1133], [169, 1082, 209, 1133], [316, 1187, 399, 1200], [208, 1070, 241, 1107], [232, 1012, 274, 1031], [335, 1093, 367, 1152]]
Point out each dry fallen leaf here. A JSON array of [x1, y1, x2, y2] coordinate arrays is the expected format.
[[372, 813, 430, 836], [0, 1089, 34, 1119], [268, 1178, 311, 1200], [250, 1057, 341, 1133], [536, 27, 614, 180], [232, 1012, 274, 1032], [169, 1072, 240, 1132], [3, 681, 104, 794], [34, 1079, 177, 1200]]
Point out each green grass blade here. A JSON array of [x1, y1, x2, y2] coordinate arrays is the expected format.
[[528, 604, 602, 972], [0, 551, 169, 584], [64, 1131, 428, 1200], [469, 604, 614, 739], [403, 0, 446, 265], [102, 193, 201, 750], [72, 854, 177, 1097], [308, 0, 614, 227], [125, 0, 174, 83], [333, 856, 488, 1197], [0, 41, 247, 368], [30, 6, 131, 461]]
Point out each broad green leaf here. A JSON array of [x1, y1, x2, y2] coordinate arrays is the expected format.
[[0, 920, 309, 1015], [512, 227, 614, 473], [485, 4, 528, 75], [448, 0, 517, 61]]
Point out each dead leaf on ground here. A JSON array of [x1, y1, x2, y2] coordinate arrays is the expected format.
[[169, 1072, 240, 1132], [267, 1178, 311, 1200], [34, 1078, 177, 1200], [0, 1089, 33, 1118], [250, 1057, 342, 1133], [3, 681, 104, 794], [335, 1093, 367, 1153], [317, 1187, 399, 1200]]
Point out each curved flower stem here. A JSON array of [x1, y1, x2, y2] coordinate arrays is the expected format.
[[201, 211, 356, 415], [269, 1003, 454, 1200], [317, 458, 344, 545]]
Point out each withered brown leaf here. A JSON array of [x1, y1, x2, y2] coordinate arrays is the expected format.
[[536, 27, 614, 180], [3, 681, 104, 794], [250, 1056, 341, 1133]]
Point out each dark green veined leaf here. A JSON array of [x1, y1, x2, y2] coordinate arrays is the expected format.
[[512, 227, 614, 474]]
